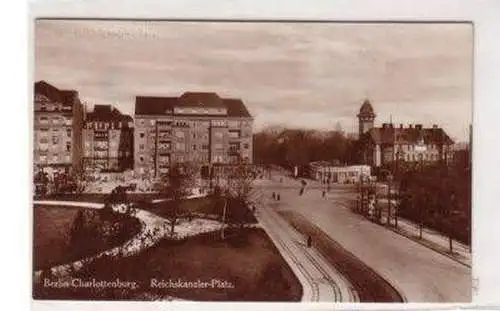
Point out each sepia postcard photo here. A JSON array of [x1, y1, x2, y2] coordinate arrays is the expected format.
[[32, 19, 473, 303]]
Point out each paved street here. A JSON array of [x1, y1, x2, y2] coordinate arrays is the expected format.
[[249, 191, 358, 302], [252, 172, 472, 302]]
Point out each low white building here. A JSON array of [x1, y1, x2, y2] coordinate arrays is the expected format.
[[309, 161, 371, 184]]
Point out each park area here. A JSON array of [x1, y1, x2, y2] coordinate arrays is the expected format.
[[33, 193, 301, 301], [33, 205, 141, 271]]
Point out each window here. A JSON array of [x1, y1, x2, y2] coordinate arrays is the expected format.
[[139, 144, 145, 150], [139, 132, 145, 138], [243, 143, 249, 149], [139, 156, 144, 162], [66, 129, 71, 138], [175, 142, 185, 151], [52, 136, 59, 145], [229, 130, 240, 139], [66, 142, 71, 152], [192, 144, 197, 151], [229, 142, 240, 152], [39, 138, 48, 144], [175, 131, 185, 138], [52, 155, 58, 163], [214, 143, 223, 150], [192, 133, 196, 139], [202, 144, 209, 150], [39, 155, 47, 162], [214, 132, 223, 139]]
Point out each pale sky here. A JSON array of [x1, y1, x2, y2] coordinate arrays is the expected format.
[[34, 20, 473, 141]]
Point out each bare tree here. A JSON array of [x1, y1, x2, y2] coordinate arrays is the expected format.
[[162, 162, 196, 236], [226, 163, 255, 201], [218, 161, 256, 238]]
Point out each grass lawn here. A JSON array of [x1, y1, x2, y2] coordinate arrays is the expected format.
[[34, 228, 302, 301], [33, 205, 141, 271]]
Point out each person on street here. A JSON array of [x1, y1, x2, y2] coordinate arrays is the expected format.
[[307, 236, 312, 248]]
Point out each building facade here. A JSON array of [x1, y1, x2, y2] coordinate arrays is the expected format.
[[309, 161, 371, 184], [134, 92, 253, 177], [357, 100, 454, 168], [33, 81, 84, 176], [82, 105, 134, 172]]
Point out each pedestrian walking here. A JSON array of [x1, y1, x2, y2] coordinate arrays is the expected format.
[[272, 192, 276, 200], [322, 190, 326, 198], [277, 193, 281, 201], [307, 236, 312, 248]]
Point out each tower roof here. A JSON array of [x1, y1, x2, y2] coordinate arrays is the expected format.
[[357, 99, 376, 118]]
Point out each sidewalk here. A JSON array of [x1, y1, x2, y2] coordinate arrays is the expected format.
[[379, 212, 471, 267], [247, 189, 358, 302]]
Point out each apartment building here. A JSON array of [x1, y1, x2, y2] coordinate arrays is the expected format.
[[82, 105, 134, 172], [134, 92, 253, 177], [33, 81, 84, 176]]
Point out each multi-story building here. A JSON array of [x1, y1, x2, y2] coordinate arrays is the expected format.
[[134, 92, 253, 177], [82, 105, 134, 172], [33, 81, 84, 176], [357, 100, 454, 168]]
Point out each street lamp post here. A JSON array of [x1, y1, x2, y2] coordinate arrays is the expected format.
[[387, 173, 393, 226], [415, 139, 427, 240]]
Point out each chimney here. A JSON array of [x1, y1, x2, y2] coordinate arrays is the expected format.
[[415, 124, 423, 130], [432, 124, 438, 129], [409, 124, 413, 129], [399, 124, 403, 129]]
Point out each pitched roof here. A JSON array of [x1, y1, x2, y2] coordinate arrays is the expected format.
[[135, 96, 179, 115], [363, 126, 454, 145], [86, 104, 132, 122], [223, 98, 251, 118], [358, 99, 375, 117], [135, 92, 251, 118], [34, 80, 77, 106], [179, 92, 224, 107]]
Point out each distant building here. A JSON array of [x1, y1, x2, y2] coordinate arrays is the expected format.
[[309, 161, 371, 183], [33, 81, 84, 176], [134, 92, 253, 177], [82, 105, 134, 172], [357, 100, 454, 168], [357, 99, 376, 135]]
